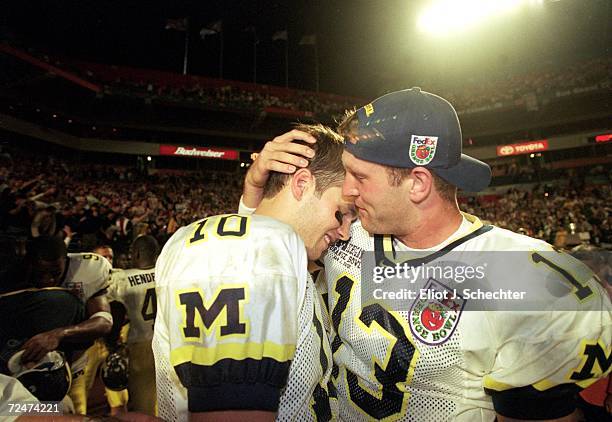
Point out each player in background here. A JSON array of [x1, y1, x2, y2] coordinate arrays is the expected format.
[[114, 252, 130, 269], [241, 88, 612, 421], [16, 236, 113, 415], [154, 124, 352, 421], [93, 245, 114, 265], [73, 244, 129, 416], [93, 249, 116, 312], [570, 244, 612, 420], [108, 235, 159, 415]]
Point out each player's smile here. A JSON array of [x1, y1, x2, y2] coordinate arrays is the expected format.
[[316, 230, 338, 258], [324, 234, 331, 246], [323, 231, 338, 247]]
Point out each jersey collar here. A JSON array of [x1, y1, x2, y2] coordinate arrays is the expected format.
[[374, 212, 491, 267]]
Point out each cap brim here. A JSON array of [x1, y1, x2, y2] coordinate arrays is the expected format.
[[435, 154, 491, 192]]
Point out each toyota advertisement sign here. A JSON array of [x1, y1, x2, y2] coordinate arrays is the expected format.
[[496, 140, 549, 157]]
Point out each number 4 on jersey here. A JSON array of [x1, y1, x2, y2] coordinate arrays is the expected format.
[[142, 287, 157, 323]]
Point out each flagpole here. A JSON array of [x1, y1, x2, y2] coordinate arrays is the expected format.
[[219, 31, 224, 78], [284, 38, 289, 88], [183, 19, 190, 75], [253, 31, 257, 84], [314, 40, 319, 92]]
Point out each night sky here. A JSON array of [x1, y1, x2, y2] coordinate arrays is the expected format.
[[2, 0, 609, 98]]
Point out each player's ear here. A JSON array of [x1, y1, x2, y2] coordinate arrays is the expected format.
[[291, 168, 314, 201], [408, 167, 433, 203]]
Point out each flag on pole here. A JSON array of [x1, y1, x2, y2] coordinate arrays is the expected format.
[[165, 18, 190, 74], [200, 20, 223, 38], [272, 30, 288, 41], [199, 20, 225, 78], [165, 18, 188, 31], [299, 34, 316, 45]]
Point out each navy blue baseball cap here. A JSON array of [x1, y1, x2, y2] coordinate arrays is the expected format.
[[343, 87, 491, 192]]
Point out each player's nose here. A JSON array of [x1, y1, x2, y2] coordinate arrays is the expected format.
[[335, 217, 351, 241], [342, 174, 359, 197]]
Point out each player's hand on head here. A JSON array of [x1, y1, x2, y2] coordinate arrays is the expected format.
[[20, 328, 63, 363], [246, 129, 316, 189]]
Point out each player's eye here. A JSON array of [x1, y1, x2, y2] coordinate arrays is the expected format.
[[350, 170, 365, 180], [335, 210, 343, 224]]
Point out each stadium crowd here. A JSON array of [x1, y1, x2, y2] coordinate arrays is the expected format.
[[0, 147, 242, 256], [463, 183, 612, 248], [1, 145, 610, 254], [96, 56, 611, 117], [109, 82, 358, 118], [441, 57, 611, 113], [41, 52, 610, 119]]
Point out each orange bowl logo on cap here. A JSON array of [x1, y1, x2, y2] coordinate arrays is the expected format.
[[409, 135, 438, 165]]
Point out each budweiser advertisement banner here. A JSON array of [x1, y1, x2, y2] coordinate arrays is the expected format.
[[496, 140, 548, 157], [159, 145, 239, 160]]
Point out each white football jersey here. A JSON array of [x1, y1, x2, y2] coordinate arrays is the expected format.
[[322, 213, 612, 421], [153, 214, 335, 421], [62, 253, 111, 303], [108, 267, 156, 343]]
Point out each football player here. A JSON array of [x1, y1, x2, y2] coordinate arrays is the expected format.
[[153, 124, 353, 421], [241, 88, 612, 421], [107, 235, 159, 415], [571, 245, 612, 419], [76, 244, 129, 416], [21, 236, 113, 415]]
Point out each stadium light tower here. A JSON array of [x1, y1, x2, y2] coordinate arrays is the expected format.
[[417, 0, 544, 36]]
